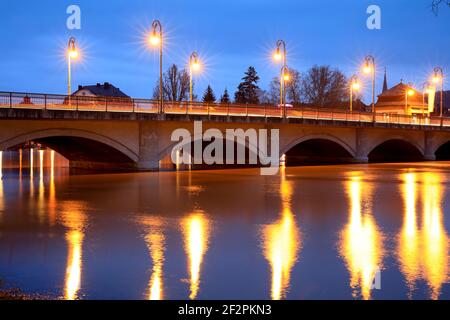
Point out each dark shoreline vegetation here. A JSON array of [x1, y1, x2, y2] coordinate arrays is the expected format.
[[0, 282, 49, 300], [0, 289, 52, 300], [0, 288, 29, 300]]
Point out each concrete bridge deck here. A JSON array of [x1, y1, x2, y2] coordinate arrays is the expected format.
[[1, 91, 450, 171]]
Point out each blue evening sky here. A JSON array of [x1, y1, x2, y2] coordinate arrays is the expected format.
[[0, 0, 448, 103]]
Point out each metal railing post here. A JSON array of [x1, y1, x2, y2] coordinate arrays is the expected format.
[[9, 92, 12, 108], [44, 95, 47, 110], [105, 97, 108, 112]]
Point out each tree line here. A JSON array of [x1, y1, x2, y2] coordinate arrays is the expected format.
[[153, 63, 361, 109]]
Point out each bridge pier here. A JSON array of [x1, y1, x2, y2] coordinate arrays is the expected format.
[[423, 155, 436, 161], [137, 160, 160, 171], [353, 156, 369, 163], [137, 121, 177, 171]]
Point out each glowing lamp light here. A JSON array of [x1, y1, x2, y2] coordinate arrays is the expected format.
[[68, 50, 78, 59], [191, 61, 200, 72], [407, 89, 415, 96], [363, 65, 372, 74], [273, 49, 282, 62], [283, 73, 290, 82], [432, 76, 441, 84], [149, 32, 161, 46], [352, 82, 360, 90]]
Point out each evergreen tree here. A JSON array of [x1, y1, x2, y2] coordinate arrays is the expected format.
[[234, 66, 260, 104], [220, 89, 231, 104], [202, 85, 216, 103]]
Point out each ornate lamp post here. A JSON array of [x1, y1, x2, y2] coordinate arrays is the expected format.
[[405, 82, 415, 115], [273, 40, 287, 115], [432, 67, 444, 121], [349, 75, 360, 113], [281, 65, 290, 118], [189, 52, 200, 103], [150, 20, 163, 113], [363, 55, 376, 121], [67, 37, 79, 98], [422, 81, 432, 118]]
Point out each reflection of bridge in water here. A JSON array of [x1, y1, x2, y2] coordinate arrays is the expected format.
[[2, 91, 450, 171]]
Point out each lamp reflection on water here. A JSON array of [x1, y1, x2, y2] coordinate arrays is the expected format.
[[48, 150, 56, 226], [262, 168, 300, 300], [38, 150, 45, 223], [181, 212, 210, 300], [142, 217, 166, 300], [61, 201, 87, 300], [340, 176, 383, 300], [398, 172, 420, 296], [19, 148, 23, 179], [0, 151, 3, 222], [422, 173, 448, 300], [30, 148, 34, 178], [398, 172, 449, 299], [39, 150, 44, 178], [29, 148, 34, 198]]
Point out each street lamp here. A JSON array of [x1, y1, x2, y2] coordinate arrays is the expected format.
[[189, 52, 200, 103], [349, 75, 360, 113], [67, 37, 79, 98], [422, 82, 432, 118], [405, 85, 415, 115], [273, 40, 287, 111], [362, 55, 376, 121], [281, 65, 290, 118], [432, 67, 444, 120], [150, 20, 163, 114]]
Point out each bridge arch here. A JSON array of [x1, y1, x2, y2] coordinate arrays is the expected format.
[[434, 140, 450, 160], [0, 128, 139, 168], [281, 134, 356, 165], [158, 134, 262, 169], [367, 137, 425, 162]]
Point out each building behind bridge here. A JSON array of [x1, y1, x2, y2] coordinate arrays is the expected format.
[[375, 82, 427, 116], [72, 82, 129, 99]]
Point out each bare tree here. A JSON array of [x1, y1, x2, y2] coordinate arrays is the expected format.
[[153, 64, 191, 102], [301, 65, 347, 108], [285, 69, 302, 106], [258, 89, 272, 105], [432, 0, 450, 14], [266, 69, 302, 106], [267, 77, 280, 105]]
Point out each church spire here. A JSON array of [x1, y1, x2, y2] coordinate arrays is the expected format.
[[382, 67, 388, 93]]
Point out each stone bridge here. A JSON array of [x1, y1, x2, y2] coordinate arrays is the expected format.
[[2, 107, 450, 170]]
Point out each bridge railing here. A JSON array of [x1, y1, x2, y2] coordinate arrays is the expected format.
[[0, 91, 448, 128]]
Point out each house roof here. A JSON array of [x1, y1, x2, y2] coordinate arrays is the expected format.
[[378, 83, 412, 97], [72, 82, 129, 98], [377, 82, 423, 104]]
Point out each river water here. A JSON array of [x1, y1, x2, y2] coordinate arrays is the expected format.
[[0, 154, 449, 300]]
